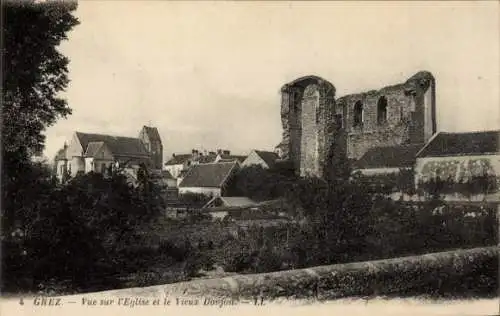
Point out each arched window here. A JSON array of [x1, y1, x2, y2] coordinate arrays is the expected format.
[[353, 101, 363, 127], [377, 96, 388, 124]]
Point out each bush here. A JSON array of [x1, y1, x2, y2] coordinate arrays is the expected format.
[[251, 247, 284, 273], [158, 240, 190, 262], [223, 252, 255, 273], [2, 169, 164, 294]]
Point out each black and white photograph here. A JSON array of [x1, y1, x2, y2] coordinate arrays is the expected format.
[[1, 1, 499, 315]]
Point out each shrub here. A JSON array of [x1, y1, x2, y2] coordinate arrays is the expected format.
[[223, 252, 255, 273], [158, 240, 190, 262]]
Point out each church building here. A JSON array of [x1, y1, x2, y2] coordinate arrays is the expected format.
[[54, 125, 163, 181]]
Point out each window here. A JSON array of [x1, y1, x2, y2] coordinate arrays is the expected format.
[[101, 163, 106, 174], [315, 104, 320, 124], [377, 96, 388, 124], [334, 114, 343, 129], [353, 101, 363, 127]]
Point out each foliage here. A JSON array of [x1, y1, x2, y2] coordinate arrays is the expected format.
[[2, 171, 164, 293], [2, 0, 79, 157], [350, 168, 416, 195], [177, 192, 212, 208], [227, 165, 297, 202], [417, 175, 499, 197]]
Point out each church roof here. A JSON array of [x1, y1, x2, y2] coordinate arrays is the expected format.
[[84, 141, 105, 157], [354, 144, 423, 169], [142, 126, 161, 142], [417, 130, 500, 158], [75, 132, 149, 158], [179, 161, 238, 188]]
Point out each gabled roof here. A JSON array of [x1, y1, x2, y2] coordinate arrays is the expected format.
[[75, 132, 149, 157], [197, 154, 217, 164], [218, 154, 247, 163], [142, 126, 162, 142], [203, 196, 258, 208], [179, 161, 238, 188], [253, 150, 279, 168], [84, 141, 105, 157], [354, 144, 424, 169], [416, 131, 500, 158], [161, 170, 175, 180], [150, 169, 175, 180], [165, 154, 192, 166]]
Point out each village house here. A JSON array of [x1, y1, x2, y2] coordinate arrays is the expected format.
[[165, 149, 247, 185], [414, 130, 500, 201], [201, 196, 259, 219], [178, 161, 240, 197], [352, 144, 423, 175], [241, 150, 280, 169], [54, 126, 163, 181]]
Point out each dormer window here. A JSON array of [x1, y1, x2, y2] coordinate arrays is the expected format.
[[353, 101, 363, 127]]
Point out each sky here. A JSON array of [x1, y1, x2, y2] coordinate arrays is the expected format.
[[43, 1, 500, 161]]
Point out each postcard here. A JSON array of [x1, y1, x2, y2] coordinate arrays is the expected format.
[[1, 1, 499, 316]]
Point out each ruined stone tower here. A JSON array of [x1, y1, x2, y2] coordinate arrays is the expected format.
[[275, 71, 437, 178], [276, 76, 338, 178]]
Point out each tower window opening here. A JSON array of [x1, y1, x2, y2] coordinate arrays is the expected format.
[[353, 101, 363, 127], [377, 96, 388, 124]]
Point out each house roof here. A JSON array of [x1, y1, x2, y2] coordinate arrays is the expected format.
[[253, 150, 279, 167], [417, 130, 500, 158], [142, 126, 161, 142], [84, 141, 105, 157], [75, 132, 149, 158], [150, 169, 175, 180], [354, 144, 424, 169], [203, 196, 258, 208], [165, 154, 191, 166], [179, 161, 238, 188], [197, 154, 217, 164], [218, 154, 247, 163]]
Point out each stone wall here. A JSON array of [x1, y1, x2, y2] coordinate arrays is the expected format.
[[276, 71, 436, 177], [337, 71, 436, 160], [60, 246, 497, 300], [277, 76, 337, 178]]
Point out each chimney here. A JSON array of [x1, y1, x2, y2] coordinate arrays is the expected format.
[[208, 151, 216, 156], [172, 153, 176, 158], [223, 150, 230, 155], [217, 149, 222, 155]]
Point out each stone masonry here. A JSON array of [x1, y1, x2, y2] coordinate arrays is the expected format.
[[276, 71, 436, 178]]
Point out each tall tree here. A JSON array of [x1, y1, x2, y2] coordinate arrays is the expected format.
[[2, 0, 79, 158], [2, 0, 78, 242]]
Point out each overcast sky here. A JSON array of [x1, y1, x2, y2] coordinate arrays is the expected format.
[[44, 1, 500, 161]]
